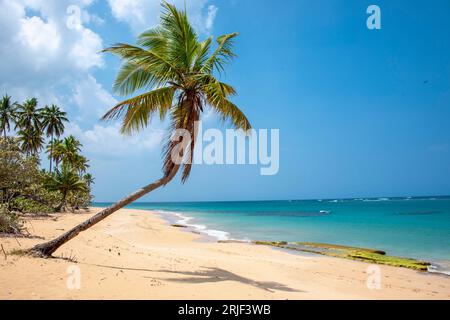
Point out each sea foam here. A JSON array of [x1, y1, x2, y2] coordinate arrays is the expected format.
[[156, 210, 231, 241]]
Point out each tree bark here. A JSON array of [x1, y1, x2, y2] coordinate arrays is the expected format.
[[30, 165, 180, 257]]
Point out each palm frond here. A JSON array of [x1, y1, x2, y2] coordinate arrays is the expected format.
[[160, 2, 199, 72], [193, 37, 212, 72], [201, 33, 238, 74], [137, 27, 167, 51], [203, 79, 251, 131], [103, 43, 181, 85], [102, 86, 176, 134], [113, 62, 157, 96]]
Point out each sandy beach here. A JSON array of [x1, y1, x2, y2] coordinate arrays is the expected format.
[[1, 207, 449, 300]]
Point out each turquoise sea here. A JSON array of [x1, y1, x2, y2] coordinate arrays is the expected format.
[[94, 196, 450, 275]]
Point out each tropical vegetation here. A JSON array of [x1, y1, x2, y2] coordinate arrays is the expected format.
[[0, 95, 94, 235]]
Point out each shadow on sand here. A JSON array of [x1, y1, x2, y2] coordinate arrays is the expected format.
[[156, 267, 302, 293], [82, 263, 301, 293]]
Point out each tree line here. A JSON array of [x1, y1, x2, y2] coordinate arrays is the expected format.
[[0, 94, 94, 234]]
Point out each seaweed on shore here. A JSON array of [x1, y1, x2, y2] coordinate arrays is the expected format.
[[252, 241, 430, 271]]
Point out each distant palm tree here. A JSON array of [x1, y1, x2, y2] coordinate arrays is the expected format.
[[46, 138, 63, 170], [41, 105, 68, 172], [83, 173, 94, 189], [0, 94, 17, 137], [44, 163, 87, 212], [16, 98, 42, 131], [55, 135, 83, 165], [17, 128, 44, 156], [30, 2, 250, 257], [71, 154, 89, 175]]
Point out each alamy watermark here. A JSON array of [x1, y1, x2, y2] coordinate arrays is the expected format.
[[367, 5, 381, 30], [66, 5, 82, 30], [66, 265, 81, 290], [366, 265, 381, 290], [169, 121, 280, 176]]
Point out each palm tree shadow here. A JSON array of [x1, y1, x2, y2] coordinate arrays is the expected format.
[[157, 267, 302, 293], [80, 263, 302, 293]]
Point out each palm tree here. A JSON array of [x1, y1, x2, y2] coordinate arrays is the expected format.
[[17, 128, 44, 156], [71, 154, 89, 175], [30, 2, 250, 257], [50, 135, 82, 172], [59, 135, 82, 164], [15, 98, 42, 131], [44, 163, 87, 212], [46, 138, 63, 170], [83, 173, 94, 189], [0, 94, 17, 137], [41, 105, 68, 172]]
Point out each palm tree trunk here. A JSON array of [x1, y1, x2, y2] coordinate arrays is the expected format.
[[49, 133, 53, 173], [30, 165, 179, 257], [55, 190, 67, 212]]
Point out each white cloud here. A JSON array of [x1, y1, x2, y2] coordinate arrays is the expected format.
[[18, 16, 60, 53], [205, 5, 218, 31], [66, 122, 164, 157], [108, 0, 218, 34], [0, 0, 105, 105], [73, 75, 117, 120], [69, 28, 104, 70]]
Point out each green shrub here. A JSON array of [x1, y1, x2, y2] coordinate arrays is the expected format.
[[0, 205, 23, 234]]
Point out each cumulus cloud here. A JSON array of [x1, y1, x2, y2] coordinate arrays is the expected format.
[[66, 122, 164, 157], [108, 0, 218, 34], [0, 0, 105, 109], [18, 16, 61, 54], [72, 75, 118, 121]]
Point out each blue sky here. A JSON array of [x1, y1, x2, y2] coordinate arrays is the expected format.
[[1, 0, 449, 202]]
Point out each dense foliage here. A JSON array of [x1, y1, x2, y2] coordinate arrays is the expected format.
[[0, 95, 94, 234]]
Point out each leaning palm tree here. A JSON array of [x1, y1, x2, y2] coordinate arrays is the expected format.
[[44, 163, 87, 212], [30, 2, 250, 257], [41, 105, 68, 172], [15, 98, 42, 131], [17, 128, 44, 156], [0, 94, 17, 137]]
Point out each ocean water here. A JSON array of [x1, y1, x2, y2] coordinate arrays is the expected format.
[[94, 196, 450, 274]]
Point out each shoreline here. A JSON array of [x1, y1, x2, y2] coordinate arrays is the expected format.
[[1, 207, 449, 299], [144, 207, 450, 275]]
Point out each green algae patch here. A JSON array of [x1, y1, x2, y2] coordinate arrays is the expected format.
[[296, 242, 386, 255], [253, 241, 288, 246], [252, 241, 430, 271], [347, 251, 430, 271]]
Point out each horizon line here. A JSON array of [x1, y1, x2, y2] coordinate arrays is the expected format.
[[92, 194, 450, 204]]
